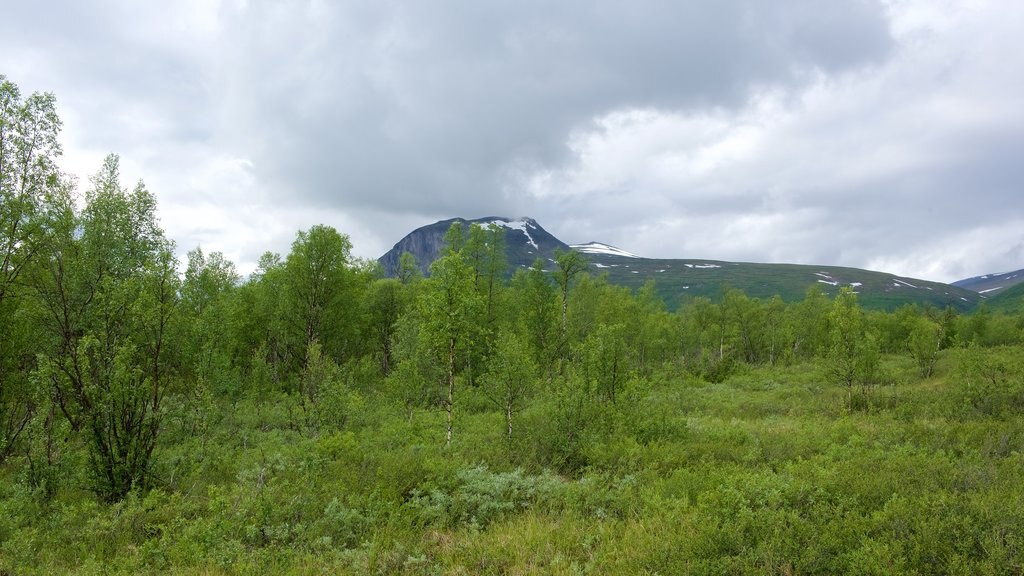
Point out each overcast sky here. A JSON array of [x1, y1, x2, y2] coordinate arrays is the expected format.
[[2, 0, 1022, 282]]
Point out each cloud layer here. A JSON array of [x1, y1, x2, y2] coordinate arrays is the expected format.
[[2, 0, 1021, 282]]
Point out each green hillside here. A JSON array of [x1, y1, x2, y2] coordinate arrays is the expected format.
[[985, 280, 1024, 313], [577, 252, 984, 312]]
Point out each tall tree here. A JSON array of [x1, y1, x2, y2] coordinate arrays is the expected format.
[[1, 76, 62, 298], [419, 224, 483, 445], [510, 260, 559, 377], [581, 323, 630, 404], [181, 247, 240, 396], [678, 296, 717, 363], [0, 76, 66, 463], [635, 281, 674, 371], [793, 284, 831, 359], [363, 278, 404, 376], [723, 288, 765, 364], [182, 247, 238, 317], [907, 316, 942, 378], [397, 251, 421, 285], [32, 154, 179, 501], [476, 223, 507, 326], [284, 225, 354, 371], [460, 223, 508, 384], [764, 295, 790, 365], [229, 251, 289, 392], [482, 331, 536, 441], [552, 248, 588, 354], [826, 287, 881, 413]]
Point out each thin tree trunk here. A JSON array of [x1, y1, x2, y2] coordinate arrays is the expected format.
[[446, 337, 455, 446], [561, 291, 568, 337]]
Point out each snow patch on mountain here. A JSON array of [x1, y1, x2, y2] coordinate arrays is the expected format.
[[487, 218, 538, 249], [571, 242, 640, 258], [952, 268, 1024, 293]]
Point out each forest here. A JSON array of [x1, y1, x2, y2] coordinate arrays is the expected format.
[[3, 76, 1024, 574]]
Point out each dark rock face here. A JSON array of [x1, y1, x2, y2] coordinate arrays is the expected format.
[[378, 218, 458, 277], [378, 216, 570, 277]]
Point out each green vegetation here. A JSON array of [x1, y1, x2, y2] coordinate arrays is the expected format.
[[586, 257, 984, 312], [4, 75, 1024, 575], [987, 282, 1024, 314]]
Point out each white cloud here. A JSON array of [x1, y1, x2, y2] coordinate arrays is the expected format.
[[527, 0, 1024, 281], [867, 219, 1024, 281]]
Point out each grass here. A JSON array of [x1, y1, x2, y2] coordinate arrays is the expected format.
[[2, 348, 1023, 574]]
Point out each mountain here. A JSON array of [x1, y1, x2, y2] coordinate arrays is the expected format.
[[952, 268, 1024, 296], [379, 217, 985, 311], [378, 216, 569, 277], [570, 244, 983, 311]]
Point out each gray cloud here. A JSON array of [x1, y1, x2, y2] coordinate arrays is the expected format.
[[204, 0, 893, 212]]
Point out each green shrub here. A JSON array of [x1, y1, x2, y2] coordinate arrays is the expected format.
[[406, 465, 564, 529]]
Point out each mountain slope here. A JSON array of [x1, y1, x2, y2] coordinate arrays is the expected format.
[[573, 245, 983, 311], [952, 268, 1024, 295], [983, 280, 1024, 313], [379, 217, 984, 311], [378, 216, 569, 277]]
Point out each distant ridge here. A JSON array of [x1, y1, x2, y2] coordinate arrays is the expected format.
[[952, 268, 1024, 295], [379, 217, 985, 311]]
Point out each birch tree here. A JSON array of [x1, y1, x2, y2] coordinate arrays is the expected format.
[[419, 224, 482, 445], [482, 331, 536, 441], [33, 154, 180, 501], [0, 75, 67, 462]]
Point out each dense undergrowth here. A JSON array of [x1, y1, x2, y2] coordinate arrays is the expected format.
[[3, 350, 1023, 574]]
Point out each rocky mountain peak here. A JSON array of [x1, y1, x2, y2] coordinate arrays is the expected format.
[[378, 216, 569, 277]]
